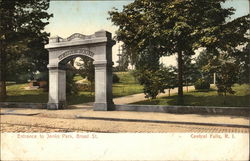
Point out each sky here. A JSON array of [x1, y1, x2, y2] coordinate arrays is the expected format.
[[45, 0, 249, 67]]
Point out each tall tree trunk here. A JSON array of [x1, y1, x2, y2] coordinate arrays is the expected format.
[[0, 49, 7, 101], [0, 81, 7, 101], [245, 47, 250, 83], [0, 1, 16, 101], [177, 51, 183, 103]]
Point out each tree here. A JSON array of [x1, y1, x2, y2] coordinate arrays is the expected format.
[[109, 0, 249, 102], [77, 57, 95, 92], [162, 66, 178, 96], [0, 0, 52, 100], [78, 57, 95, 84], [66, 63, 78, 95], [196, 11, 249, 92], [182, 55, 200, 92], [203, 53, 239, 96], [195, 49, 214, 82], [132, 65, 177, 99], [116, 45, 129, 72], [232, 43, 250, 84], [133, 43, 162, 98]]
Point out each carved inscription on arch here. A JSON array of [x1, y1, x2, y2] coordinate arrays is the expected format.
[[58, 48, 94, 61]]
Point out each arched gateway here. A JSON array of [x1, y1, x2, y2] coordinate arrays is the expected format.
[[45, 30, 115, 110]]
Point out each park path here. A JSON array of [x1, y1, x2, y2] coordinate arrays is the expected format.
[[113, 86, 195, 104], [72, 86, 195, 107]]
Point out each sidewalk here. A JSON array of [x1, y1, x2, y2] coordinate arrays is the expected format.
[[1, 106, 249, 133]]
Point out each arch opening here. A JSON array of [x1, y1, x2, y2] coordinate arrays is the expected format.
[[63, 55, 95, 106], [58, 54, 94, 68]]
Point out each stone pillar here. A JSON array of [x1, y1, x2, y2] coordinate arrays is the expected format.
[[93, 61, 114, 111], [47, 67, 66, 110]]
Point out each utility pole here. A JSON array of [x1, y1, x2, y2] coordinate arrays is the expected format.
[[116, 45, 122, 70], [213, 73, 216, 85]]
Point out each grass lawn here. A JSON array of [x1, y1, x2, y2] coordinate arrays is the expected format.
[[5, 83, 48, 103], [3, 71, 143, 105], [73, 75, 84, 82], [113, 72, 143, 97], [133, 84, 250, 107]]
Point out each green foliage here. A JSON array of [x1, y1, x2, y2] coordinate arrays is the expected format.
[[194, 79, 210, 90], [66, 65, 78, 95], [137, 70, 165, 99], [78, 57, 95, 83], [0, 0, 53, 100], [183, 55, 200, 85], [232, 84, 250, 96], [109, 0, 249, 99], [112, 73, 120, 83], [66, 74, 77, 95], [233, 43, 250, 84], [195, 49, 214, 82], [34, 71, 48, 81], [134, 84, 250, 107], [116, 45, 129, 71], [133, 66, 178, 99], [6, 73, 33, 83], [1, 0, 52, 74], [216, 63, 238, 96], [76, 57, 95, 93], [204, 53, 239, 96]]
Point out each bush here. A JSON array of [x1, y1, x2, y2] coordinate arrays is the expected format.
[[66, 69, 78, 94], [113, 74, 120, 83], [76, 83, 94, 92], [35, 71, 48, 81], [16, 74, 32, 83], [194, 79, 210, 90]]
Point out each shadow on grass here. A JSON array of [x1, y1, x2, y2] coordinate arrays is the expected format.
[[67, 93, 94, 105], [138, 94, 250, 107], [4, 92, 95, 105], [5, 94, 48, 103], [133, 94, 250, 117], [193, 88, 217, 92], [168, 95, 250, 107]]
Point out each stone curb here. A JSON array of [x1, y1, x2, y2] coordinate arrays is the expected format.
[[0, 113, 40, 116], [114, 104, 250, 116], [75, 115, 250, 128], [1, 102, 249, 116], [0, 102, 47, 109]]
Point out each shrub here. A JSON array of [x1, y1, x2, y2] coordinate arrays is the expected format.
[[66, 68, 78, 94], [113, 74, 120, 83], [194, 79, 210, 90], [35, 72, 48, 81], [76, 83, 94, 91], [16, 73, 32, 83]]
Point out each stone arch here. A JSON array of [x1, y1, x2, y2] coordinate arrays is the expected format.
[[45, 30, 115, 110]]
